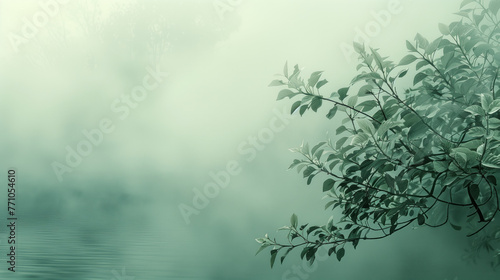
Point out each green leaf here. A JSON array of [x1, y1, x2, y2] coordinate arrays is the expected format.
[[377, 120, 401, 137], [311, 142, 326, 156], [296, 163, 308, 174], [270, 249, 278, 268], [370, 47, 384, 70], [415, 60, 428, 71], [390, 213, 399, 226], [450, 223, 462, 231], [283, 61, 288, 78], [328, 247, 336, 256], [474, 44, 493, 56], [269, 79, 286, 87], [277, 89, 297, 100], [385, 173, 395, 190], [453, 152, 467, 167], [357, 119, 375, 135], [397, 68, 408, 78], [454, 10, 471, 18], [301, 95, 314, 102], [303, 166, 315, 177], [390, 224, 397, 234], [469, 184, 480, 201], [357, 84, 374, 96], [338, 87, 349, 101], [288, 159, 302, 170], [306, 173, 316, 185], [413, 72, 427, 85], [474, 13, 486, 26], [460, 0, 475, 8], [291, 101, 301, 114], [464, 105, 485, 116], [488, 100, 500, 114], [300, 247, 308, 259], [408, 120, 428, 139], [280, 248, 293, 264], [336, 136, 348, 149], [256, 244, 271, 255], [399, 54, 417, 66], [490, 0, 500, 15], [336, 247, 345, 261], [316, 79, 328, 89], [347, 96, 358, 107], [357, 100, 378, 112], [433, 161, 448, 173], [336, 125, 347, 135], [323, 179, 335, 192], [425, 37, 441, 55], [290, 213, 298, 228], [301, 142, 310, 154], [353, 42, 364, 53], [311, 96, 322, 112], [417, 213, 425, 225], [288, 66, 303, 88], [461, 139, 484, 150], [351, 73, 382, 84], [495, 52, 500, 65], [483, 153, 500, 168], [469, 127, 486, 137], [305, 247, 316, 262], [487, 175, 497, 185], [438, 23, 450, 35], [351, 133, 369, 145], [323, 198, 336, 211], [481, 94, 493, 112], [292, 64, 300, 76], [406, 40, 417, 52], [255, 237, 267, 244], [415, 33, 429, 49], [396, 178, 408, 192], [326, 106, 338, 119], [307, 226, 321, 236], [490, 117, 500, 129], [299, 105, 308, 116], [352, 238, 360, 249], [308, 71, 323, 87]]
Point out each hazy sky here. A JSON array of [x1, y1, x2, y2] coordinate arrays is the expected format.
[[1, 1, 498, 279]]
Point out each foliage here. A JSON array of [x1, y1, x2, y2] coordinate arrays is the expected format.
[[257, 0, 500, 268]]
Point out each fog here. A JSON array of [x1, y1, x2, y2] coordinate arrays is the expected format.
[[0, 0, 498, 279]]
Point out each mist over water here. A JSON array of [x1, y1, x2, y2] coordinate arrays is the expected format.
[[0, 0, 499, 279]]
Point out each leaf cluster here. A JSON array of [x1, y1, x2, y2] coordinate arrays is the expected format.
[[259, 0, 500, 268]]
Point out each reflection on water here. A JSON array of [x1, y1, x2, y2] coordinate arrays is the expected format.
[[3, 217, 184, 279]]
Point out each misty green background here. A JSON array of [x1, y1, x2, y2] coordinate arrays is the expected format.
[[0, 0, 498, 279]]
